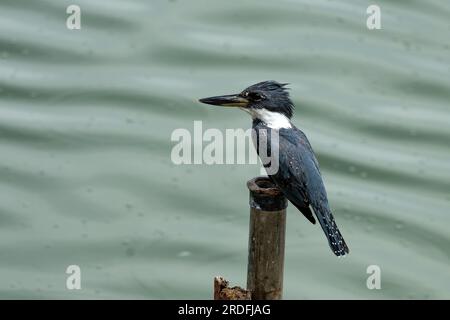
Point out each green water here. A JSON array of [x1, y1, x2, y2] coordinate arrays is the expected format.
[[1, 0, 449, 299]]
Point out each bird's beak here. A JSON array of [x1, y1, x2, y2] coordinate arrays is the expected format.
[[199, 94, 249, 108]]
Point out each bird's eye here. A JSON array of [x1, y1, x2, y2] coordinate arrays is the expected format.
[[249, 92, 265, 101], [242, 91, 265, 101]]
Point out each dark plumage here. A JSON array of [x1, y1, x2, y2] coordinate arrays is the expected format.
[[199, 81, 349, 256]]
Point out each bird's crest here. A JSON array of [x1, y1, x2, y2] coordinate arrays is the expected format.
[[245, 80, 295, 118]]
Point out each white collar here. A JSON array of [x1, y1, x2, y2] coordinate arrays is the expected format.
[[242, 108, 292, 129]]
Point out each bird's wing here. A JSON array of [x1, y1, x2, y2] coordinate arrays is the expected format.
[[275, 128, 349, 256], [269, 129, 319, 224], [288, 127, 321, 174]]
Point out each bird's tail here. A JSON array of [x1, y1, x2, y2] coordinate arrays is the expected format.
[[312, 203, 349, 257]]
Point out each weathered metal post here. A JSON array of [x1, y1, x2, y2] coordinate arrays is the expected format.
[[246, 176, 287, 300]]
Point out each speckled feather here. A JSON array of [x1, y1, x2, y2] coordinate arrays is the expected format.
[[253, 120, 349, 256]]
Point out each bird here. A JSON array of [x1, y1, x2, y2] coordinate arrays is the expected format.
[[199, 80, 349, 257]]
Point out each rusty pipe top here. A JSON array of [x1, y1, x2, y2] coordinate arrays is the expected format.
[[247, 176, 288, 211]]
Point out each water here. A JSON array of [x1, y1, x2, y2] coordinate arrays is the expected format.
[[0, 0, 449, 299]]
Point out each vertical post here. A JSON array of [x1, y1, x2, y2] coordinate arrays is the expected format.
[[246, 176, 287, 300]]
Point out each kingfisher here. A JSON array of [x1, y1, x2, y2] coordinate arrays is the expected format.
[[199, 81, 349, 256]]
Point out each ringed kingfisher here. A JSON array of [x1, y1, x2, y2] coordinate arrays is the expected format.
[[199, 81, 349, 257]]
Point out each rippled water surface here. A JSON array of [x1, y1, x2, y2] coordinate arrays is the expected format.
[[1, 0, 449, 299]]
